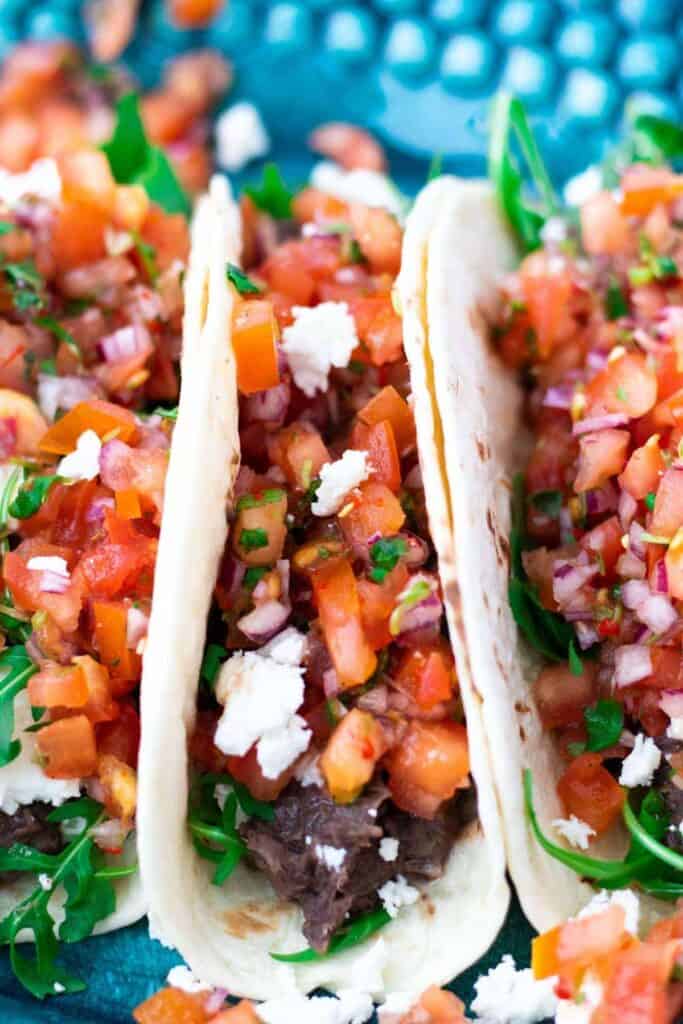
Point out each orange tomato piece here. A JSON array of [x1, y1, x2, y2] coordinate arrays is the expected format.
[[651, 468, 683, 538], [98, 753, 137, 825], [574, 429, 630, 493], [113, 185, 150, 233], [320, 708, 385, 803], [133, 987, 208, 1024], [169, 0, 223, 28], [36, 715, 97, 779], [357, 563, 409, 650], [351, 418, 401, 492], [28, 663, 88, 710], [115, 489, 143, 520], [340, 481, 405, 548], [312, 558, 377, 688], [519, 250, 573, 359], [268, 421, 329, 490], [59, 150, 116, 215], [209, 1003, 260, 1024], [580, 191, 629, 255], [50, 200, 109, 271], [39, 399, 139, 455], [232, 490, 288, 568], [231, 300, 280, 395], [394, 643, 456, 710], [533, 662, 597, 731], [72, 654, 118, 724], [532, 925, 562, 980], [347, 203, 402, 276], [585, 352, 658, 419], [619, 435, 665, 500], [557, 752, 625, 834], [139, 204, 190, 270], [620, 166, 683, 217], [358, 385, 416, 454], [291, 187, 349, 225], [387, 721, 469, 819]]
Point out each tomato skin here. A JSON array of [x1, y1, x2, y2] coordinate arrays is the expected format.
[[268, 421, 329, 490], [651, 468, 683, 537], [580, 191, 629, 255], [347, 203, 402, 276], [393, 642, 456, 710], [96, 703, 140, 768], [78, 534, 158, 601], [36, 715, 97, 778], [59, 149, 116, 215], [358, 385, 415, 454], [39, 399, 139, 455], [261, 244, 315, 305], [580, 515, 623, 576], [291, 188, 348, 225], [585, 352, 658, 420], [92, 600, 142, 685], [518, 251, 573, 359], [575, 429, 630, 493], [320, 708, 385, 803], [557, 752, 625, 834], [139, 204, 190, 270], [340, 481, 405, 549], [4, 542, 83, 634], [312, 558, 377, 688], [350, 418, 401, 492], [602, 943, 671, 1024], [533, 662, 597, 730], [619, 436, 665, 500], [50, 200, 108, 271], [386, 720, 469, 819]]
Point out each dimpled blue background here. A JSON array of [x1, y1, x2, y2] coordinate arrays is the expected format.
[[0, 0, 675, 1020]]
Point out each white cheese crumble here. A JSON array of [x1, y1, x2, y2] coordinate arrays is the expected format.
[[349, 939, 388, 999], [471, 954, 558, 1024], [378, 992, 415, 1021], [57, 429, 102, 481], [310, 160, 407, 220], [315, 844, 346, 871], [53, 982, 66, 994], [563, 165, 603, 208], [378, 837, 399, 862], [618, 733, 661, 788], [281, 301, 358, 397], [377, 875, 420, 919], [667, 716, 683, 741], [552, 815, 596, 851], [0, 691, 80, 814], [126, 606, 148, 648], [257, 990, 373, 1024], [312, 450, 370, 517], [215, 102, 270, 172], [259, 626, 308, 667], [38, 873, 52, 891], [578, 888, 640, 936], [214, 651, 311, 779], [0, 157, 61, 206], [166, 964, 210, 994]]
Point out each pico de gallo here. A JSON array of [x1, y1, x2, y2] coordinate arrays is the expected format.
[[187, 153, 472, 957], [0, 70, 195, 998], [493, 98, 683, 902]]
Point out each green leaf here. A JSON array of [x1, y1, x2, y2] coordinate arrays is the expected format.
[[623, 798, 683, 875], [101, 93, 190, 217], [34, 316, 81, 362], [568, 639, 583, 676], [200, 643, 227, 689], [0, 221, 15, 236], [584, 699, 624, 753], [227, 263, 262, 296], [3, 260, 45, 313], [605, 278, 629, 321], [271, 907, 391, 963], [369, 536, 408, 583], [132, 233, 159, 284], [231, 779, 275, 822], [244, 567, 268, 590], [645, 491, 656, 511], [631, 114, 683, 164], [488, 93, 558, 253], [530, 489, 562, 519], [0, 646, 38, 766], [239, 528, 269, 552], [427, 153, 443, 182], [9, 475, 61, 520], [151, 405, 178, 421], [244, 163, 293, 220], [237, 489, 286, 511]]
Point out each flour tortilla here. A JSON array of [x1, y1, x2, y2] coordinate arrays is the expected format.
[[427, 178, 669, 933], [137, 176, 511, 1002]]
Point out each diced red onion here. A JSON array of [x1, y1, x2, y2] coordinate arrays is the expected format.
[[636, 593, 678, 634], [126, 607, 149, 648], [100, 324, 151, 364], [553, 562, 598, 605], [400, 532, 430, 568], [629, 521, 646, 559], [659, 691, 683, 718], [86, 495, 115, 525], [632, 624, 652, 644], [395, 592, 443, 636], [237, 600, 290, 643], [244, 380, 291, 425], [323, 667, 340, 698], [616, 551, 646, 580], [99, 439, 133, 490], [586, 350, 608, 372], [585, 481, 618, 516], [203, 991, 229, 1016], [614, 644, 653, 687], [357, 684, 389, 714], [559, 506, 573, 538], [367, 531, 382, 547], [37, 374, 101, 423], [653, 559, 669, 595], [622, 579, 651, 610], [127, 285, 164, 323], [543, 384, 573, 410], [40, 571, 70, 594], [573, 413, 629, 436], [618, 489, 638, 528], [575, 622, 600, 649], [394, 622, 442, 647]]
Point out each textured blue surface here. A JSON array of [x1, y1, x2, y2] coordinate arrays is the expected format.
[[0, 0, 680, 1019]]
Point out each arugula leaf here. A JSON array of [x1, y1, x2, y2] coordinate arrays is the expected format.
[[244, 163, 293, 220], [0, 646, 38, 766], [0, 602, 31, 645], [605, 278, 629, 321], [188, 776, 247, 886], [271, 907, 391, 963], [200, 643, 227, 690], [151, 405, 178, 421], [427, 153, 443, 182], [101, 93, 190, 217], [3, 260, 45, 313], [631, 114, 683, 164], [9, 475, 61, 520], [488, 93, 558, 253], [584, 699, 624, 753], [0, 464, 23, 534], [34, 316, 81, 362], [369, 537, 407, 583], [227, 263, 262, 296], [132, 233, 159, 284]]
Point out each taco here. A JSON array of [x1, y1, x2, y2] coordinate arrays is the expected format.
[[137, 169, 511, 1002], [428, 97, 683, 933], [0, 110, 214, 996]]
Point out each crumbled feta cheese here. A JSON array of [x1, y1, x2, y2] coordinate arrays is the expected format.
[[379, 837, 399, 862], [256, 990, 373, 1024], [315, 844, 346, 871], [563, 165, 603, 208], [619, 733, 661, 788], [667, 716, 683, 741], [0, 158, 61, 206], [310, 160, 407, 220], [281, 302, 358, 397], [295, 753, 324, 788], [555, 973, 603, 1024], [166, 965, 210, 994], [0, 691, 80, 814], [53, 982, 66, 994], [471, 955, 558, 1024], [259, 627, 307, 667], [377, 875, 420, 919], [552, 815, 596, 851], [38, 873, 52, 891], [378, 992, 415, 1021], [214, 651, 311, 779], [57, 429, 102, 481], [312, 450, 370, 517], [578, 889, 640, 936], [215, 102, 270, 172]]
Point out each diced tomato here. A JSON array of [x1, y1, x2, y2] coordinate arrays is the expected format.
[[92, 600, 141, 684], [50, 200, 109, 270], [653, 386, 683, 429], [231, 300, 280, 395], [312, 557, 377, 687], [0, 111, 38, 172], [526, 423, 577, 497], [113, 184, 150, 233], [358, 385, 416, 454], [320, 707, 386, 803], [59, 149, 116, 215], [531, 925, 562, 980], [518, 251, 573, 359], [309, 123, 386, 172], [666, 528, 683, 601], [260, 243, 315, 305], [394, 644, 456, 710], [580, 191, 629, 255], [36, 715, 97, 778], [100, 440, 167, 520], [97, 752, 137, 824], [532, 662, 597, 730], [622, 687, 669, 736], [268, 421, 329, 490], [651, 467, 683, 538], [209, 1003, 260, 1024], [3, 542, 83, 634], [96, 703, 140, 768], [232, 490, 287, 567], [557, 752, 625, 834], [580, 515, 623, 575], [291, 187, 349, 225], [601, 942, 671, 1024], [638, 646, 683, 692], [358, 563, 409, 650], [0, 390, 47, 457], [574, 429, 630, 493], [189, 709, 227, 774], [620, 166, 683, 217], [72, 654, 118, 724], [585, 352, 658, 420], [77, 531, 157, 601], [407, 986, 468, 1023], [387, 720, 469, 819], [141, 91, 195, 145], [28, 663, 88, 710], [619, 435, 665, 500], [115, 489, 143, 520], [21, 479, 100, 551], [340, 481, 405, 548], [347, 203, 402, 276], [227, 745, 294, 802], [554, 904, 628, 975], [39, 399, 138, 455], [139, 204, 190, 270], [351, 418, 401, 491], [133, 987, 208, 1024]]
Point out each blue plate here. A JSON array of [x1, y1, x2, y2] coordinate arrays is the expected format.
[[1, 0, 678, 1019]]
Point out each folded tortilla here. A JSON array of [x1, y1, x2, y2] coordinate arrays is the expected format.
[[137, 176, 511, 1002]]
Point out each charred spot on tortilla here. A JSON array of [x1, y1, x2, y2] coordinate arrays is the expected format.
[[223, 901, 285, 938], [515, 701, 530, 715], [476, 438, 490, 462], [519, 725, 526, 742]]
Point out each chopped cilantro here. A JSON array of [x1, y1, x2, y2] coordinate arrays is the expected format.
[[200, 643, 227, 689], [616, 385, 628, 403], [239, 528, 269, 552], [132, 233, 159, 284], [35, 316, 81, 362], [0, 221, 15, 236], [654, 255, 677, 279], [8, 475, 61, 520], [530, 489, 562, 519], [645, 491, 656, 511], [244, 163, 293, 220], [237, 489, 285, 511], [584, 699, 624, 753], [226, 263, 262, 296], [605, 278, 628, 320], [369, 537, 408, 583], [244, 567, 268, 590], [151, 405, 178, 421], [3, 260, 44, 312], [39, 358, 57, 376]]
